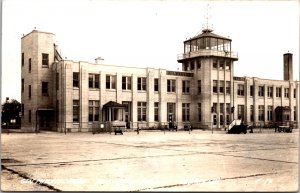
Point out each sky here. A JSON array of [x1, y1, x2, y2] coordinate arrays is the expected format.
[[1, 0, 299, 103]]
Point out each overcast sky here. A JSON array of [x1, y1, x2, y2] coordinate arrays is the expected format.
[[1, 0, 299, 103]]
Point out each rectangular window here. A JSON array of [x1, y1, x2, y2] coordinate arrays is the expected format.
[[225, 60, 231, 70], [212, 103, 217, 113], [220, 114, 224, 126], [137, 102, 147, 121], [294, 88, 297, 98], [267, 86, 273, 98], [182, 103, 190, 122], [89, 100, 100, 122], [154, 102, 159, 122], [167, 103, 176, 121], [28, 85, 31, 99], [198, 103, 201, 121], [182, 80, 190, 94], [167, 79, 176, 92], [294, 106, 297, 121], [219, 60, 224, 70], [197, 59, 201, 69], [237, 84, 244, 96], [106, 75, 116, 89], [73, 100, 79, 122], [213, 59, 217, 69], [237, 105, 244, 120], [22, 78, 24, 93], [73, 72, 79, 87], [226, 103, 230, 114], [154, 78, 159, 92], [258, 105, 264, 121], [250, 105, 254, 122], [213, 80, 218, 93], [28, 58, 31, 72], [267, 106, 273, 121], [226, 114, 230, 125], [122, 76, 132, 90], [226, 81, 230, 94], [89, 74, 100, 89], [22, 53, 24, 66], [258, 86, 264, 97], [137, 77, 147, 91], [28, 110, 31, 123], [190, 62, 194, 70], [42, 53, 49, 67], [219, 81, 224, 93], [250, 85, 254, 96], [284, 88, 289, 98], [42, 82, 48, 96], [56, 73, 59, 90], [198, 80, 201, 94], [220, 103, 224, 114], [276, 87, 281, 97]]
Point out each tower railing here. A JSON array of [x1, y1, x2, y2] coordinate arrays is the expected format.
[[177, 49, 238, 61]]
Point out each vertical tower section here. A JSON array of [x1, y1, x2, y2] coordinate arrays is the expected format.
[[177, 29, 238, 129], [283, 53, 293, 81], [21, 30, 56, 131]]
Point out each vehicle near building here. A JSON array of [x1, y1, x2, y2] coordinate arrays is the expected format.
[[274, 106, 293, 133]]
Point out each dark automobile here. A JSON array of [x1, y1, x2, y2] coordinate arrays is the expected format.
[[169, 121, 177, 131], [114, 127, 123, 135], [227, 124, 248, 134]]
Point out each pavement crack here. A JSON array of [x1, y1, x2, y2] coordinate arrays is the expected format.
[[1, 165, 62, 192]]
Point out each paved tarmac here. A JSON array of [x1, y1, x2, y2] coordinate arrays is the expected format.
[[1, 130, 298, 191]]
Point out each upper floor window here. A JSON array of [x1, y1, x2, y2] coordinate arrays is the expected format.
[[28, 58, 31, 72], [197, 59, 201, 69], [122, 76, 132, 90], [154, 78, 159, 92], [198, 80, 201, 94], [42, 53, 49, 67], [225, 60, 231, 70], [106, 75, 116, 89], [284, 88, 289, 98], [213, 59, 217, 69], [258, 86, 264, 97], [167, 79, 176, 93], [21, 78, 24, 93], [56, 73, 59, 90], [237, 84, 244, 96], [73, 72, 79, 87], [267, 86, 273, 97], [250, 85, 254, 96], [89, 74, 100, 89], [28, 85, 31, 99], [42, 82, 48, 96], [137, 77, 147, 91], [219, 60, 224, 70], [276, 87, 281, 97], [219, 81, 224, 93], [226, 81, 231, 94], [294, 88, 297, 98], [21, 53, 24, 66], [182, 80, 190, 94], [213, 80, 218, 93]]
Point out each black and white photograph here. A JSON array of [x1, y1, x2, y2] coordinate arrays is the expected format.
[[1, 0, 299, 191]]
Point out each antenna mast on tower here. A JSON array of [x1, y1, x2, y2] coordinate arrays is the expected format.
[[202, 4, 213, 33]]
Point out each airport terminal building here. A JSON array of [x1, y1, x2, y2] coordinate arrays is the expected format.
[[20, 28, 299, 132]]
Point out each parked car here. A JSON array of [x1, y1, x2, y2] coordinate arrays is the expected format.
[[227, 124, 248, 134], [114, 127, 123, 135]]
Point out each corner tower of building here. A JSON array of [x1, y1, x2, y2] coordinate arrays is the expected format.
[[177, 28, 238, 129], [21, 30, 57, 131]]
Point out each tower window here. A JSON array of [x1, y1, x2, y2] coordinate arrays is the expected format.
[[42, 53, 49, 67], [28, 85, 31, 99], [225, 61, 231, 70], [198, 80, 201, 94], [197, 59, 201, 69], [219, 60, 224, 70], [226, 81, 231, 94], [42, 82, 48, 96], [21, 78, 24, 93], [213, 59, 217, 69], [219, 81, 224, 93], [22, 53, 24, 66], [213, 80, 218, 93], [198, 103, 201, 122], [28, 110, 31, 123], [28, 58, 31, 72], [294, 88, 296, 98]]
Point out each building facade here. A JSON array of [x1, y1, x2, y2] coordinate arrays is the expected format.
[[21, 29, 299, 132]]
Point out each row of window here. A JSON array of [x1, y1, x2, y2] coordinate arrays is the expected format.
[[213, 80, 231, 94], [21, 53, 49, 68], [72, 101, 201, 123], [73, 72, 193, 94], [182, 59, 231, 71], [237, 85, 296, 98], [22, 81, 49, 98]]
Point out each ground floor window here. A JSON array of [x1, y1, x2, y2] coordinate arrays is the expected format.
[[89, 100, 99, 122], [73, 100, 79, 122], [182, 103, 190, 122], [167, 103, 176, 121], [137, 102, 147, 121], [267, 106, 273, 121], [258, 105, 264, 121], [154, 102, 159, 122]]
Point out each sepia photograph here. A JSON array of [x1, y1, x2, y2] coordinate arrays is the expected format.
[[1, 0, 299, 191]]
